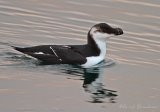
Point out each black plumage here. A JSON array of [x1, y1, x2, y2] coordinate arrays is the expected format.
[[13, 23, 123, 65]]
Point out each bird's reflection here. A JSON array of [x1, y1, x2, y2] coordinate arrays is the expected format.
[[62, 63, 118, 103], [8, 50, 117, 103], [83, 67, 117, 103]]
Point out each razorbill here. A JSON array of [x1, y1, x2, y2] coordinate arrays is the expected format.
[[12, 23, 123, 67]]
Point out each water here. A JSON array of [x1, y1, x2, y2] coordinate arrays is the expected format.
[[0, 0, 160, 112]]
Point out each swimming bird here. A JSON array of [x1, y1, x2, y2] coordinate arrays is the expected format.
[[13, 23, 123, 67]]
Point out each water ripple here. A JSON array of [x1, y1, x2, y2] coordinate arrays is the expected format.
[[116, 0, 160, 8]]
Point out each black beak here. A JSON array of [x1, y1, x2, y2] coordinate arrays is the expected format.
[[114, 28, 123, 35]]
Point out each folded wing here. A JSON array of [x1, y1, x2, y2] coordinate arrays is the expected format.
[[13, 45, 87, 64]]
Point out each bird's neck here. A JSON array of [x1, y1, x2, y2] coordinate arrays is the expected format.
[[87, 33, 107, 57], [94, 39, 107, 58]]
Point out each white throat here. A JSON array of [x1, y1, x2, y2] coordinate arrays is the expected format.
[[95, 39, 106, 56], [81, 28, 110, 68], [91, 27, 111, 58]]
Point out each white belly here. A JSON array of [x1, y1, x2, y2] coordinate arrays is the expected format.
[[81, 56, 104, 68]]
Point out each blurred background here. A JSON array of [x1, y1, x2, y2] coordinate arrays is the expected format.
[[0, 0, 160, 112]]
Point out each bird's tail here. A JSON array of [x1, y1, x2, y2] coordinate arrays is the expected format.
[[11, 46, 25, 53], [0, 41, 26, 53]]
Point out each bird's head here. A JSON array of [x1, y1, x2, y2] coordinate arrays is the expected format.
[[89, 23, 123, 41]]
